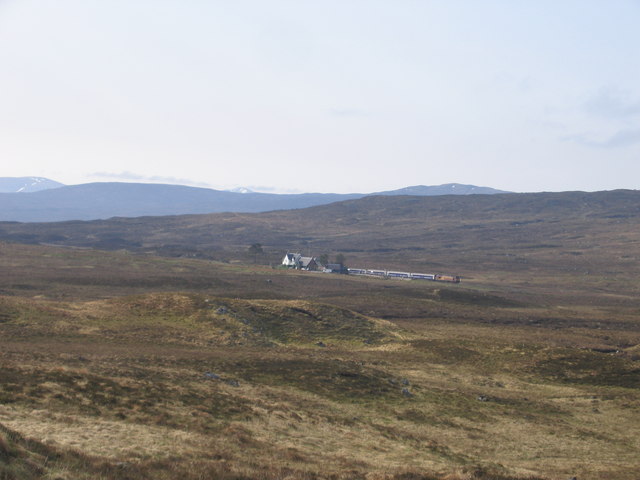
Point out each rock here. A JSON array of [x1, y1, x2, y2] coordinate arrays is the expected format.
[[225, 379, 240, 387], [401, 378, 410, 386], [204, 372, 220, 380], [477, 395, 489, 402], [216, 307, 227, 314], [316, 341, 326, 347], [401, 388, 413, 397]]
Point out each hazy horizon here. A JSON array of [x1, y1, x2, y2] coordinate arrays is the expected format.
[[4, 175, 639, 196], [1, 1, 638, 194]]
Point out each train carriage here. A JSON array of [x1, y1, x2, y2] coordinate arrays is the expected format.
[[410, 273, 435, 280], [366, 269, 387, 277], [387, 271, 410, 278]]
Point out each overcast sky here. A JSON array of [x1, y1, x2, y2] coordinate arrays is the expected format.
[[1, 1, 638, 193]]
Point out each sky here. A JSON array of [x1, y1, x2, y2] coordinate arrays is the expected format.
[[0, 0, 638, 194]]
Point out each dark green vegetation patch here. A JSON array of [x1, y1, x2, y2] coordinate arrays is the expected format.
[[534, 350, 640, 388]]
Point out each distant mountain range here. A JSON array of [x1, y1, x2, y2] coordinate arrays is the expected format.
[[0, 177, 65, 193], [0, 178, 508, 222]]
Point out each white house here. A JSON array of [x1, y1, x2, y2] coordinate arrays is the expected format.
[[282, 253, 320, 271], [282, 252, 302, 268]]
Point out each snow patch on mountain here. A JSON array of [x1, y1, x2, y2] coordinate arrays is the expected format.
[[227, 187, 254, 194], [0, 177, 65, 193]]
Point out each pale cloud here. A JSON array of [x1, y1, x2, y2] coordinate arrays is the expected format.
[[597, 129, 640, 148], [243, 185, 306, 194], [329, 108, 371, 118], [89, 171, 216, 189], [563, 88, 640, 150], [562, 129, 640, 149], [88, 173, 303, 194], [584, 87, 640, 118]]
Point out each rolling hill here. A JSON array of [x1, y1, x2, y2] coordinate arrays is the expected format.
[[0, 182, 507, 222]]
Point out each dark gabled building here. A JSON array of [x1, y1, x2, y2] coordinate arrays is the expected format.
[[299, 257, 319, 271]]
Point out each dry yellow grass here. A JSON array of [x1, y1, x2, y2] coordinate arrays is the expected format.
[[1, 242, 639, 479], [0, 405, 211, 460]]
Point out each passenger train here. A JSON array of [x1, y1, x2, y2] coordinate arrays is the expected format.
[[347, 268, 460, 283]]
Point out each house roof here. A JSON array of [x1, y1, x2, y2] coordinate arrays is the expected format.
[[299, 257, 316, 267], [283, 252, 302, 263]]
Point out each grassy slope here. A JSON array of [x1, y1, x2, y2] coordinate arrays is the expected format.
[[1, 242, 639, 479], [1, 191, 639, 479]]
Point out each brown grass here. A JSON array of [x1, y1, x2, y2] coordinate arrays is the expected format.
[[0, 234, 639, 479]]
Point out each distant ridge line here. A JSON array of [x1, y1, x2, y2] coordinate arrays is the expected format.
[[0, 181, 509, 223]]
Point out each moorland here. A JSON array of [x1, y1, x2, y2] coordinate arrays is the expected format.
[[1, 190, 639, 480]]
